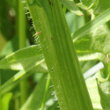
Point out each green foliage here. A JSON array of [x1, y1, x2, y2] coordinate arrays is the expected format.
[[97, 80, 110, 110], [1, 0, 110, 110], [20, 75, 50, 110], [0, 45, 43, 70]]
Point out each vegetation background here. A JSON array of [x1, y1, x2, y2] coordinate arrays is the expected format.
[[0, 0, 110, 110]]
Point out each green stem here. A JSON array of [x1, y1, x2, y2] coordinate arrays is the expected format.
[[102, 62, 110, 81], [26, 0, 93, 110], [0, 73, 2, 110], [108, 63, 110, 81], [41, 75, 51, 110], [18, 0, 26, 48], [15, 93, 20, 110], [18, 0, 27, 105]]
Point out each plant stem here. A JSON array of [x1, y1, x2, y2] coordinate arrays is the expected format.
[[41, 74, 51, 110], [0, 73, 2, 110], [18, 0, 26, 48], [18, 0, 27, 105], [26, 0, 94, 110]]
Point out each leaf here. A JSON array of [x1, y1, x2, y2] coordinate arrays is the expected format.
[[0, 59, 46, 95], [74, 24, 110, 55], [94, 0, 110, 14], [79, 0, 98, 9], [97, 80, 110, 110], [73, 9, 110, 42], [74, 34, 92, 54], [0, 37, 20, 58], [0, 93, 13, 110], [20, 75, 48, 110], [0, 69, 17, 84], [78, 53, 104, 62], [91, 25, 110, 54], [86, 77, 102, 110], [66, 12, 85, 33], [62, 0, 83, 16], [0, 45, 43, 70]]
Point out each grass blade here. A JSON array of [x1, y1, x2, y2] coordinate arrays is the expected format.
[[73, 9, 110, 42], [20, 75, 49, 110], [0, 45, 42, 70]]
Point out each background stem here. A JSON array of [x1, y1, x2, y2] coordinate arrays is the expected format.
[[18, 0, 27, 105]]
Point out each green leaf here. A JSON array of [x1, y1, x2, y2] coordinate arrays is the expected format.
[[66, 12, 85, 33], [81, 0, 95, 7], [97, 80, 110, 110], [20, 75, 49, 110], [73, 9, 110, 42], [94, 0, 110, 14], [86, 77, 102, 110], [62, 0, 83, 16], [0, 59, 46, 95], [0, 37, 20, 58], [0, 45, 42, 70], [90, 25, 110, 54], [0, 69, 17, 85], [79, 0, 98, 9], [0, 93, 13, 110]]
